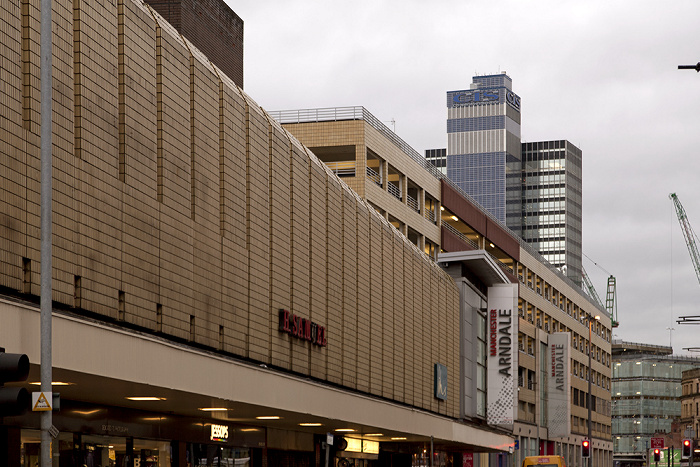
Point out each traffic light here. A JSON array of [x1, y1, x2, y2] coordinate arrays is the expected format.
[[653, 449, 660, 463], [683, 439, 692, 458], [582, 439, 590, 458], [0, 348, 30, 416], [334, 436, 348, 451]]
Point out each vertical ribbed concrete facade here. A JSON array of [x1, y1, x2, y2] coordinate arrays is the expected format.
[[0, 0, 459, 417]]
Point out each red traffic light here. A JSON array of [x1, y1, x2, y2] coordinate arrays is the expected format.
[[653, 449, 660, 462], [683, 439, 692, 458], [582, 439, 590, 458]]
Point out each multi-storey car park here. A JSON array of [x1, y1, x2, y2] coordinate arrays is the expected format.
[[1, 1, 611, 466], [272, 106, 614, 467]]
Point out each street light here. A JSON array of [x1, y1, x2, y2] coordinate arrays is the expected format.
[[588, 314, 601, 466], [678, 63, 700, 72]]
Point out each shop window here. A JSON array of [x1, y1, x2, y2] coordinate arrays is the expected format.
[[188, 443, 251, 467], [21, 430, 173, 467]]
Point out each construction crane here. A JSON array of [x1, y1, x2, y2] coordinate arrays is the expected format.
[[582, 262, 619, 328], [670, 193, 700, 285], [605, 276, 619, 328], [582, 267, 604, 309]]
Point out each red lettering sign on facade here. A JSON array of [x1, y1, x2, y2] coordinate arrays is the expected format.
[[279, 309, 327, 347]]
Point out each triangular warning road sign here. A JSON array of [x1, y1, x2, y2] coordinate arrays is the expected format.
[[32, 392, 52, 412]]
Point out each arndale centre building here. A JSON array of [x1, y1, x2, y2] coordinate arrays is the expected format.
[[0, 0, 611, 466]]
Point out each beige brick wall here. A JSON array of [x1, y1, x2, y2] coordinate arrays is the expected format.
[[0, 0, 461, 417], [282, 120, 442, 248]]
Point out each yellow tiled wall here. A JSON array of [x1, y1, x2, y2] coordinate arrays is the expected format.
[[0, 0, 460, 417]]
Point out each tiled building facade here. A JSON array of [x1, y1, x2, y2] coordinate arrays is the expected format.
[[0, 1, 513, 466], [275, 108, 614, 467], [0, 1, 614, 466]]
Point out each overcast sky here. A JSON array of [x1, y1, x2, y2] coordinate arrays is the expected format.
[[228, 0, 700, 355]]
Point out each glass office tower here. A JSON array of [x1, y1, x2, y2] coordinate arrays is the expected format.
[[425, 148, 447, 175], [441, 75, 583, 285], [521, 140, 582, 284], [446, 73, 522, 225]]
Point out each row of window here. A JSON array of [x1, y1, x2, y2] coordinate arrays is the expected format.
[[682, 379, 700, 395], [518, 269, 611, 338], [680, 400, 700, 418], [573, 388, 612, 415], [447, 116, 506, 133]]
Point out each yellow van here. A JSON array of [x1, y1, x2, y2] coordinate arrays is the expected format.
[[522, 456, 567, 467]]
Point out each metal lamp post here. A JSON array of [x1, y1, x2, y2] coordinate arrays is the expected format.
[[678, 63, 700, 72], [40, 0, 53, 465], [588, 315, 600, 467]]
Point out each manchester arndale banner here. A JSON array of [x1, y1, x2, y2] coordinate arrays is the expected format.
[[547, 332, 571, 438], [486, 283, 518, 428]]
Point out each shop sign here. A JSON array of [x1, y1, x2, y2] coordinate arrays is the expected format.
[[210, 424, 229, 442], [279, 309, 327, 347], [486, 284, 517, 428], [362, 440, 379, 454], [547, 332, 571, 438], [102, 424, 130, 434], [345, 438, 379, 455]]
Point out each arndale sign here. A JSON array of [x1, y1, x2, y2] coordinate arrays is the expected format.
[[486, 284, 517, 428]]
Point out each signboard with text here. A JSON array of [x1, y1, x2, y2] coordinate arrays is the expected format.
[[547, 332, 571, 438], [651, 438, 664, 449], [486, 284, 518, 428]]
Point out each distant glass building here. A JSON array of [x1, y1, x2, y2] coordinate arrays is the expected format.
[[425, 148, 446, 175], [612, 340, 700, 467], [437, 75, 583, 284], [521, 140, 583, 283], [446, 73, 522, 225]]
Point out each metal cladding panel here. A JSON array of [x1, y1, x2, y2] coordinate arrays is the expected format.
[[485, 217, 520, 261], [548, 332, 572, 439], [440, 180, 487, 236], [486, 283, 518, 428], [440, 226, 477, 253]]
